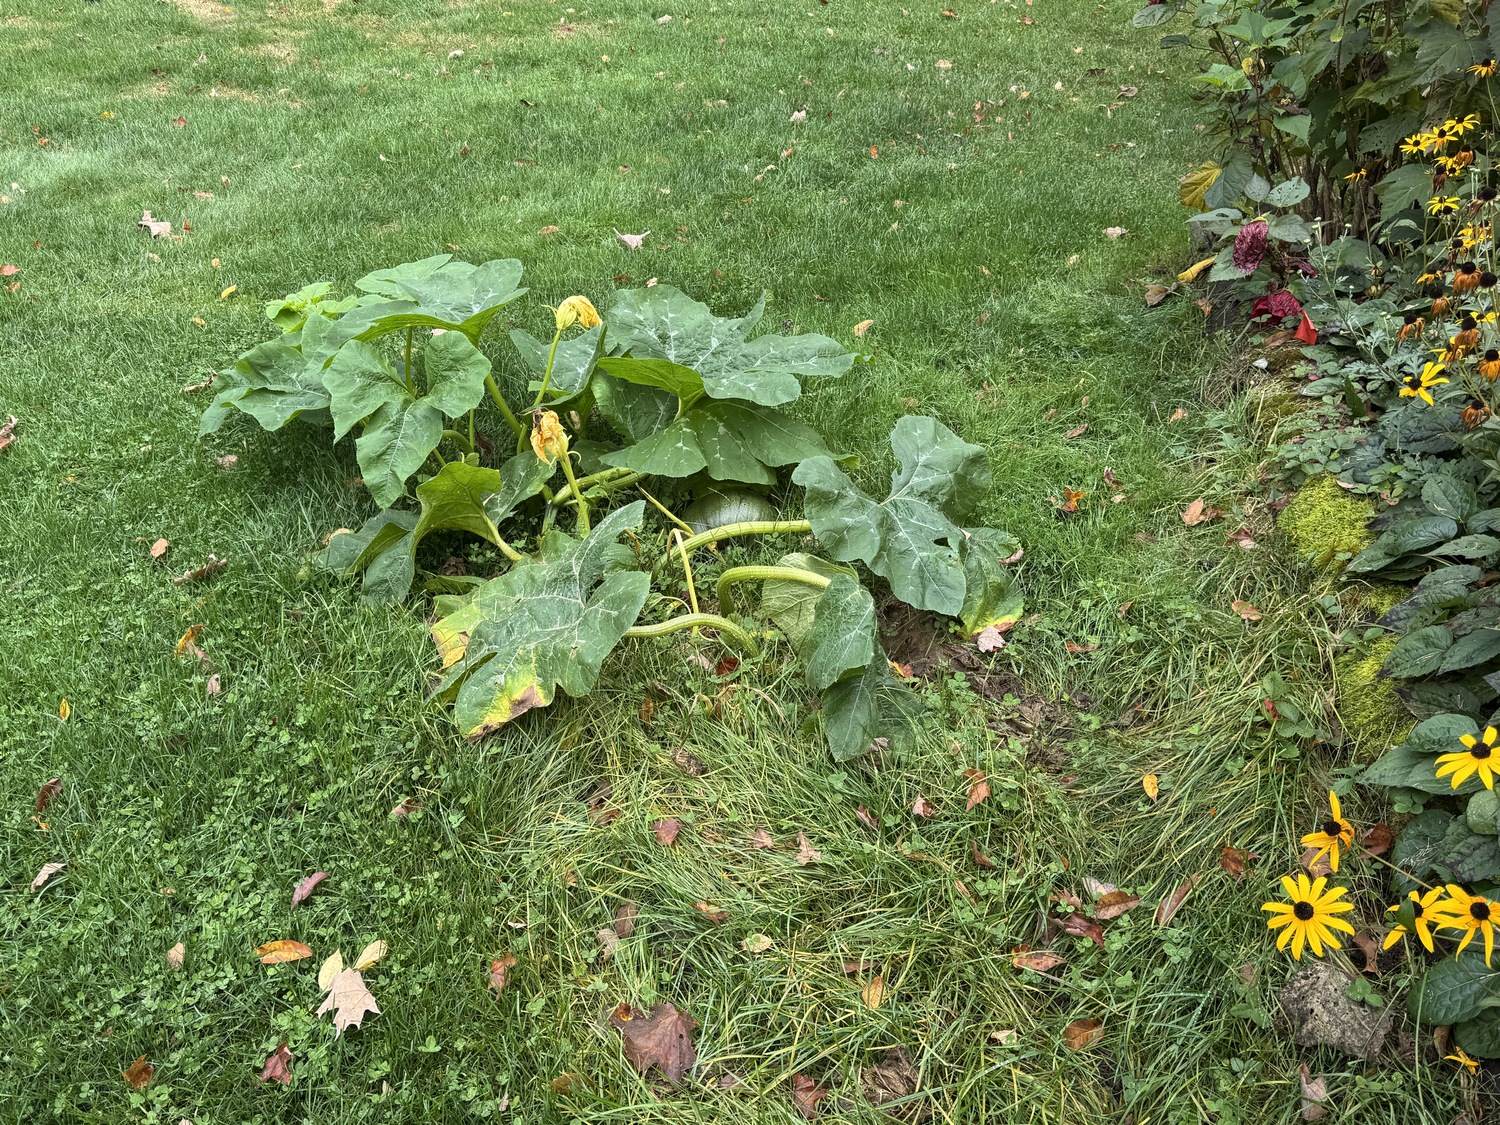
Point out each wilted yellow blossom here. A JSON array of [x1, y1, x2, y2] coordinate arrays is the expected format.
[[553, 295, 601, 331], [530, 409, 569, 463]]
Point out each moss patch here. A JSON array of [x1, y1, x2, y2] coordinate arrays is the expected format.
[[1334, 637, 1412, 755], [1279, 475, 1375, 571]]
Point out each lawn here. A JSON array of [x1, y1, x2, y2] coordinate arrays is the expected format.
[[0, 0, 1468, 1121]]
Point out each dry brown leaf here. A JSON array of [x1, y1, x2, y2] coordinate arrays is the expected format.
[[1181, 498, 1223, 526], [1155, 875, 1199, 926], [258, 1044, 293, 1085], [1144, 284, 1172, 307], [256, 939, 313, 964], [609, 1002, 698, 1083], [537, 225, 560, 235], [913, 795, 937, 817], [1082, 877, 1118, 897], [693, 901, 729, 924], [795, 831, 822, 865], [1012, 947, 1067, 972], [0, 264, 18, 277], [1227, 526, 1256, 550], [1169, 406, 1188, 422], [390, 796, 421, 817], [1061, 913, 1106, 949], [652, 818, 681, 846], [206, 673, 222, 696], [1065, 424, 1089, 439], [138, 210, 173, 238], [1142, 773, 1159, 801], [852, 319, 874, 337], [123, 1056, 155, 1089], [972, 840, 996, 868], [792, 1073, 829, 1119], [174, 624, 204, 658], [316, 968, 381, 1034], [489, 954, 517, 991], [35, 777, 62, 812], [597, 929, 619, 960], [1095, 890, 1141, 920], [749, 828, 776, 849], [614, 902, 639, 937], [149, 538, 170, 561], [1232, 599, 1262, 621], [173, 554, 228, 584], [291, 871, 327, 909], [1351, 931, 1381, 975], [964, 769, 990, 810], [166, 942, 185, 972], [862, 974, 885, 1009], [1220, 846, 1252, 881], [975, 625, 1006, 652], [31, 861, 64, 890], [1064, 640, 1098, 654], [318, 951, 344, 991], [1361, 823, 1394, 857], [856, 805, 879, 830], [1062, 1018, 1103, 1050], [741, 933, 774, 953], [0, 414, 16, 452], [1103, 226, 1128, 239], [1299, 1064, 1330, 1121]]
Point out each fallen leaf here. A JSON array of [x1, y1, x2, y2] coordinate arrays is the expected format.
[[749, 828, 776, 849], [1300, 845, 1333, 879], [856, 805, 879, 830], [1227, 527, 1256, 550], [792, 1073, 829, 1119], [35, 777, 62, 812], [1299, 1064, 1330, 1121], [1082, 877, 1118, 897], [652, 818, 681, 846], [1095, 890, 1141, 920], [862, 974, 885, 1009], [31, 861, 64, 890], [1065, 424, 1089, 438], [1118, 85, 1138, 97], [258, 1044, 293, 1085], [1239, 962, 1257, 986], [1143, 284, 1172, 307], [860, 1046, 922, 1112], [1155, 875, 1199, 926], [1361, 824, 1394, 857], [1220, 847, 1252, 881], [714, 655, 740, 676], [220, 285, 236, 300], [166, 942, 185, 972], [353, 940, 386, 970], [852, 319, 875, 336], [316, 968, 381, 1034], [291, 871, 327, 909], [214, 454, 237, 469], [318, 951, 344, 991], [976, 625, 1007, 652], [551, 1074, 579, 1094], [693, 901, 729, 924], [1064, 640, 1098, 654], [1058, 486, 1086, 513], [58, 698, 71, 722], [1169, 407, 1189, 422], [1232, 599, 1262, 621], [1178, 256, 1216, 283], [609, 1002, 698, 1083], [614, 903, 638, 937], [1062, 1018, 1103, 1051], [972, 840, 996, 868], [795, 831, 822, 865], [1351, 931, 1381, 975], [174, 625, 203, 659], [537, 225, 560, 235], [912, 795, 936, 817], [149, 538, 170, 561], [390, 797, 421, 817], [489, 954, 517, 991], [670, 746, 706, 775], [0, 414, 16, 452], [256, 939, 313, 965], [1117, 601, 1135, 618], [614, 228, 649, 249], [1180, 498, 1223, 526], [206, 674, 222, 696], [741, 933, 774, 953], [1194, 298, 1213, 317], [0, 264, 18, 277], [172, 555, 228, 584], [1103, 226, 1128, 239], [123, 1056, 155, 1089], [1060, 913, 1106, 949], [1012, 947, 1067, 972], [138, 210, 173, 238], [1142, 774, 1159, 801], [964, 769, 990, 810], [597, 929, 619, 959], [171, 115, 187, 127]]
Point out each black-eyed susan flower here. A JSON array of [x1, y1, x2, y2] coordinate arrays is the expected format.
[[1417, 268, 1446, 286], [1430, 126, 1456, 151], [1440, 885, 1500, 965], [1456, 262, 1483, 294], [1437, 726, 1500, 789], [1480, 186, 1499, 204], [1447, 1048, 1481, 1074], [1434, 295, 1454, 317], [1430, 196, 1463, 216], [1345, 168, 1368, 182], [1383, 887, 1450, 952], [1448, 114, 1482, 136], [1399, 310, 1427, 342], [1402, 134, 1429, 157], [1470, 59, 1498, 78], [1465, 402, 1492, 428], [1300, 790, 1355, 873], [1400, 362, 1451, 405], [1481, 350, 1500, 380], [1482, 272, 1497, 289], [1263, 874, 1356, 959]]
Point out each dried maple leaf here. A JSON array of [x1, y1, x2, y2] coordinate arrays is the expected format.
[[1351, 931, 1381, 975], [1060, 913, 1105, 949], [122, 1056, 155, 1089], [792, 1073, 829, 1119], [975, 626, 1006, 652], [1062, 1018, 1103, 1050], [1361, 824, 1394, 857], [258, 1044, 293, 1085], [138, 210, 173, 238], [1064, 640, 1098, 654], [316, 969, 381, 1034], [749, 828, 776, 849], [1012, 947, 1066, 972], [795, 831, 822, 865], [489, 954, 517, 991], [652, 818, 681, 846], [31, 861, 64, 890], [1058, 486, 1086, 513], [852, 319, 874, 336], [35, 777, 61, 812], [856, 805, 879, 830], [912, 795, 936, 818], [256, 939, 313, 964], [291, 871, 327, 909], [1181, 498, 1223, 526], [609, 1002, 698, 1083], [1220, 847, 1252, 881], [166, 942, 185, 972], [964, 769, 990, 810], [1299, 1064, 1330, 1120], [693, 901, 729, 924], [614, 228, 649, 249], [1155, 875, 1198, 926]]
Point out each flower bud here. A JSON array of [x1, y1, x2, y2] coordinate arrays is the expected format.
[[554, 295, 602, 332]]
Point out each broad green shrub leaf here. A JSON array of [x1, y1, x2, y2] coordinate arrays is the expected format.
[[422, 332, 491, 416], [1382, 625, 1454, 678], [606, 285, 858, 407], [1375, 163, 1436, 219], [1407, 712, 1483, 754], [434, 501, 651, 738], [1408, 949, 1500, 1026], [357, 400, 446, 508], [318, 510, 420, 602], [602, 400, 841, 485], [1439, 628, 1500, 674], [1458, 1008, 1500, 1059], [1423, 475, 1479, 523], [1265, 177, 1310, 208], [1349, 515, 1459, 573], [1440, 817, 1500, 883], [1131, 2, 1178, 26], [1359, 744, 1478, 795], [1391, 809, 1454, 891], [324, 341, 407, 442], [356, 258, 527, 340], [761, 553, 858, 646], [597, 357, 706, 404], [200, 339, 332, 436], [794, 416, 990, 615], [1468, 790, 1500, 836], [958, 528, 1024, 635], [593, 374, 677, 444], [511, 324, 605, 398], [802, 576, 878, 692], [1433, 534, 1500, 560]]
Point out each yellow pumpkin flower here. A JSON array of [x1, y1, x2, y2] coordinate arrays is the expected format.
[[1437, 725, 1500, 789], [1300, 790, 1355, 873], [530, 409, 569, 464], [1262, 874, 1356, 960], [553, 295, 602, 332]]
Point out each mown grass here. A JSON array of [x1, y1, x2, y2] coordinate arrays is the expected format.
[[0, 0, 1475, 1121]]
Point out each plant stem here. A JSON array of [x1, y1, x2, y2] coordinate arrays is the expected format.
[[674, 531, 701, 616], [624, 613, 760, 655], [673, 519, 813, 559], [484, 375, 526, 440], [493, 537, 525, 564], [467, 408, 475, 451], [404, 328, 415, 396], [558, 453, 591, 535], [639, 485, 695, 535], [550, 467, 642, 506], [442, 428, 475, 454], [531, 325, 565, 409], [716, 564, 830, 617]]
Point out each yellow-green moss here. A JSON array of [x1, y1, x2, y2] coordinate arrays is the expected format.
[[1279, 475, 1376, 570], [1351, 583, 1407, 622], [1334, 636, 1413, 756]]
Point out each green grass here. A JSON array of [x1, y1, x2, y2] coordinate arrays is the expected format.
[[0, 1, 1474, 1121]]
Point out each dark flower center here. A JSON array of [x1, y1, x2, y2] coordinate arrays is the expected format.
[[1463, 316, 1478, 330], [1293, 901, 1316, 921], [1413, 901, 1426, 919], [1322, 819, 1342, 836], [1473, 901, 1492, 922], [1483, 273, 1497, 288], [1404, 310, 1421, 324], [1474, 744, 1492, 760], [1461, 263, 1479, 275], [1482, 187, 1499, 202], [1487, 350, 1499, 362]]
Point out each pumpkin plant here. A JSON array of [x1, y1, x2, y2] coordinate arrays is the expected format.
[[202, 256, 1023, 759]]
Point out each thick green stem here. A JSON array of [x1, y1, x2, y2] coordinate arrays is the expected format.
[[558, 454, 590, 535], [624, 613, 760, 655], [531, 325, 565, 409], [493, 537, 525, 564], [716, 565, 830, 617], [442, 428, 475, 455], [467, 408, 476, 450], [673, 520, 813, 558], [484, 375, 526, 440], [550, 467, 644, 507]]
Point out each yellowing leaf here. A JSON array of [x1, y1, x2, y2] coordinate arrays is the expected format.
[[353, 940, 387, 970], [1179, 162, 1220, 211], [256, 939, 313, 964], [862, 974, 885, 1009], [318, 950, 344, 991], [220, 285, 237, 300], [852, 319, 875, 337], [1142, 773, 1159, 801], [58, 698, 71, 722], [174, 624, 203, 658], [1178, 256, 1216, 284]]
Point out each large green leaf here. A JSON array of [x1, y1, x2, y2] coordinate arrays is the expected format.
[[423, 331, 491, 417], [434, 502, 651, 737], [1391, 808, 1454, 891], [355, 255, 454, 298], [356, 399, 445, 508], [1439, 628, 1500, 674], [1360, 713, 1483, 795], [324, 340, 408, 442], [958, 527, 1024, 635], [511, 324, 605, 398], [593, 373, 678, 444], [601, 399, 841, 485], [1409, 949, 1500, 1026], [794, 416, 991, 615], [801, 576, 878, 693], [1457, 1008, 1500, 1059], [1440, 817, 1500, 883], [355, 258, 526, 340], [200, 338, 331, 435], [761, 553, 858, 647], [1381, 625, 1455, 678], [820, 661, 916, 762], [606, 285, 857, 407]]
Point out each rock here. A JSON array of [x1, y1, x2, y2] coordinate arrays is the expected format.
[[1276, 960, 1394, 1062]]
